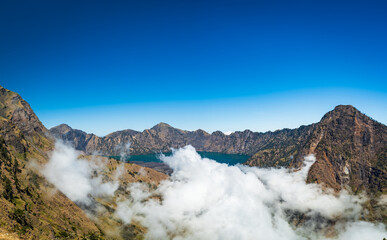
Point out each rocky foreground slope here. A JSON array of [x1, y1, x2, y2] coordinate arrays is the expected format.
[[0, 85, 167, 239], [0, 86, 101, 238]]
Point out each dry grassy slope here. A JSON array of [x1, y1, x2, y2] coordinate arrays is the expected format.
[[0, 85, 170, 239], [79, 155, 168, 240], [0, 228, 20, 240], [0, 86, 102, 239]]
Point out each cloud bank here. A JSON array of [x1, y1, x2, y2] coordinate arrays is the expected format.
[[119, 146, 386, 240], [42, 143, 386, 239]]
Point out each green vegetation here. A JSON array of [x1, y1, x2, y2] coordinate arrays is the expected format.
[[11, 208, 32, 234], [2, 175, 13, 201]]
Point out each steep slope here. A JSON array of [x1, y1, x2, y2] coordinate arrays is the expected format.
[[0, 86, 102, 239], [246, 105, 387, 194], [306, 105, 386, 193]]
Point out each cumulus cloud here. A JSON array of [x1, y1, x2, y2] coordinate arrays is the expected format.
[[116, 145, 386, 240], [42, 141, 119, 205]]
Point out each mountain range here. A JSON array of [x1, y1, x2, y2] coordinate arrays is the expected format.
[[0, 84, 386, 238], [51, 105, 386, 194]]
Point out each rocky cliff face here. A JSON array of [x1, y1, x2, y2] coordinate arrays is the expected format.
[[306, 105, 386, 193], [246, 105, 387, 195]]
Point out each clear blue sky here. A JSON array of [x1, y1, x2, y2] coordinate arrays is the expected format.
[[1, 0, 386, 136]]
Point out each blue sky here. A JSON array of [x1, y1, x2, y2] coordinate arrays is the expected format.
[[1, 0, 386, 136]]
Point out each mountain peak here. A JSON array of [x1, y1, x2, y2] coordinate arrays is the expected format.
[[151, 122, 173, 130], [57, 123, 72, 130], [321, 105, 364, 122], [50, 123, 74, 134], [0, 85, 47, 138], [332, 104, 357, 112]]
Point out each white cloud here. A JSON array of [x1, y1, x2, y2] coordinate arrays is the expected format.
[[118, 145, 386, 240], [42, 141, 118, 205], [41, 143, 386, 239]]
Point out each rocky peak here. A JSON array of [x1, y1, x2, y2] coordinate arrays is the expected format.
[[194, 129, 210, 136], [151, 122, 173, 131], [0, 85, 52, 154], [105, 129, 139, 138], [50, 123, 73, 134], [49, 124, 88, 141], [211, 130, 225, 136], [0, 85, 47, 137], [332, 104, 357, 112], [315, 105, 384, 149], [302, 105, 387, 192], [320, 105, 363, 122], [150, 122, 187, 136]]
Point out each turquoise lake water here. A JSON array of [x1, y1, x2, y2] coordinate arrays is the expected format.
[[110, 152, 250, 166]]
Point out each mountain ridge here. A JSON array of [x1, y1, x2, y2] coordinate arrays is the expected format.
[[1, 84, 386, 236], [50, 105, 387, 197], [50, 121, 316, 156]]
